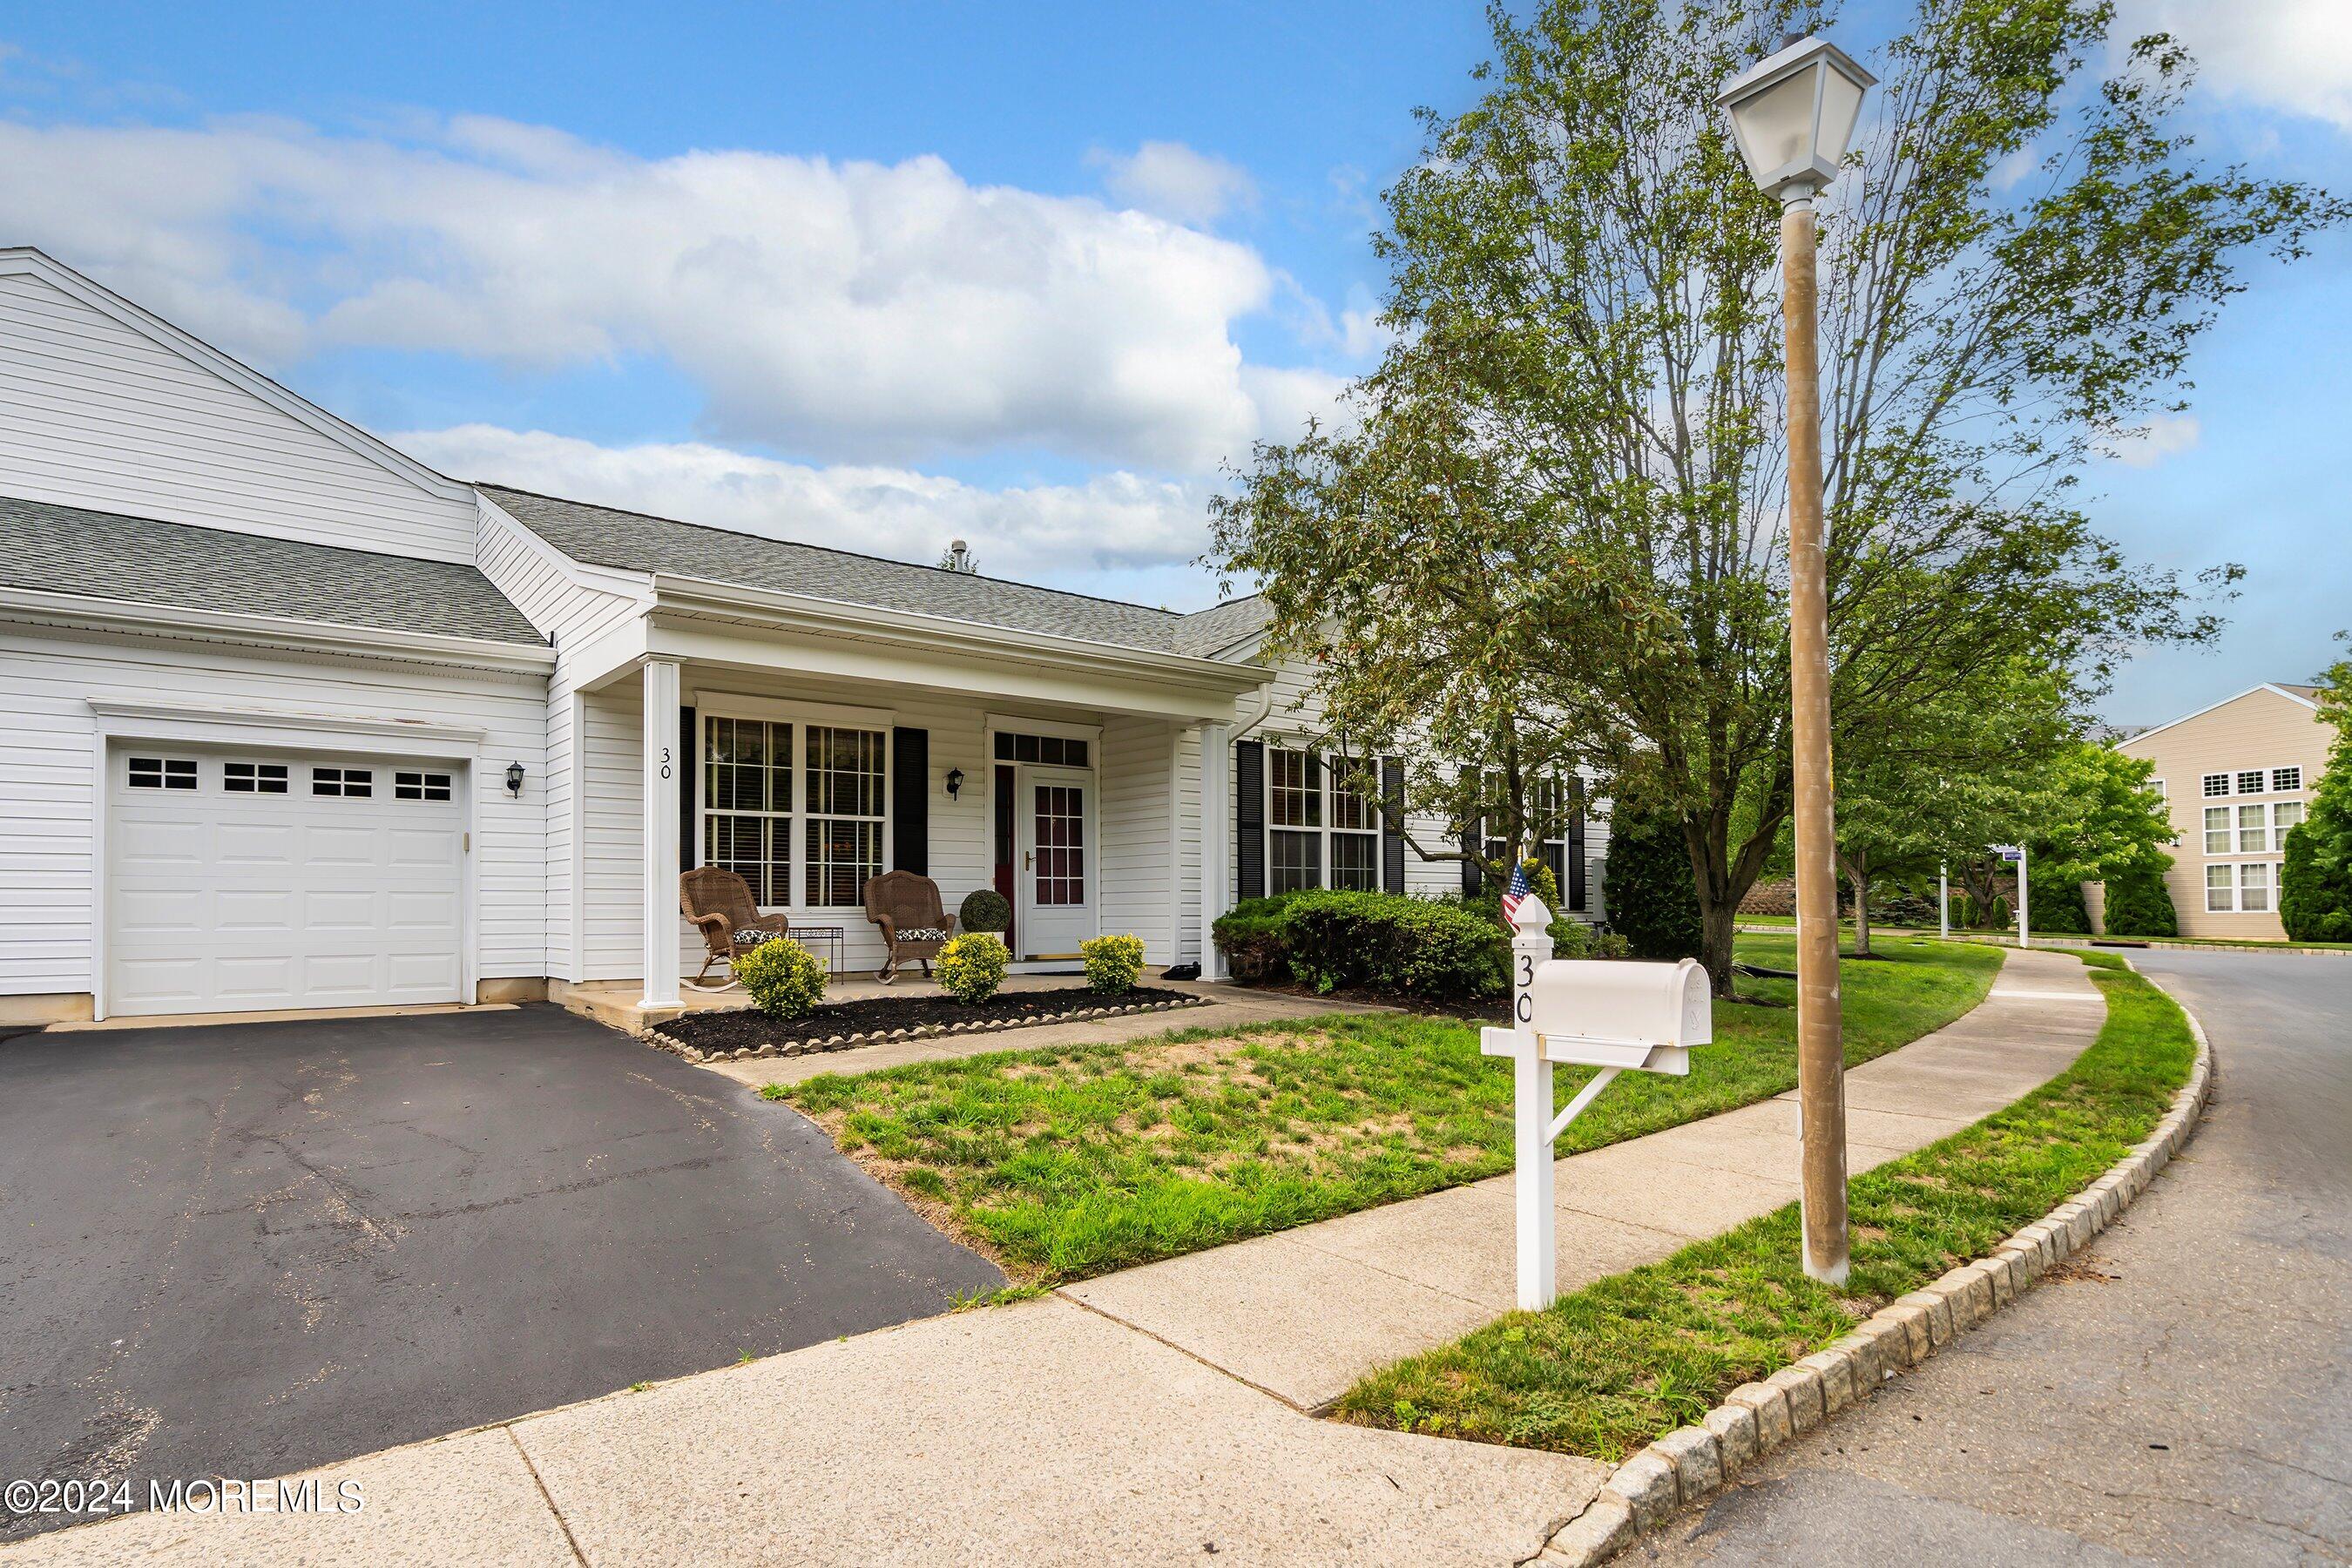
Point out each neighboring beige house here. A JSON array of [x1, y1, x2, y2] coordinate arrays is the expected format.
[[2105, 683, 2331, 940]]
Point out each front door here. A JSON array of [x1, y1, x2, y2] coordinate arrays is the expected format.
[[1015, 767, 1093, 960]]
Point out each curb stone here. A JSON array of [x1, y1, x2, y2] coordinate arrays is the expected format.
[[1540, 959, 2214, 1566]]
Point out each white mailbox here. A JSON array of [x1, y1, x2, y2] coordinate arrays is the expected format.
[[1524, 956, 1712, 1074], [1479, 894, 1718, 1310]]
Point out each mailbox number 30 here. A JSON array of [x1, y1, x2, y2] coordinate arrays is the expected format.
[[1515, 953, 1536, 1023]]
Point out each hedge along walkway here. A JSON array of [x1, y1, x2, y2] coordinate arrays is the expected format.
[[1059, 944, 2097, 1412], [770, 936, 1997, 1286]]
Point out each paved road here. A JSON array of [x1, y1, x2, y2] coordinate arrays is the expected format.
[[1639, 949, 2352, 1566], [0, 1006, 999, 1540]]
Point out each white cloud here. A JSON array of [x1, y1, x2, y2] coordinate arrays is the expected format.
[[401, 423, 1213, 578], [2112, 0, 2352, 130], [2099, 411, 2203, 467], [1087, 140, 1257, 226], [0, 113, 1340, 471]]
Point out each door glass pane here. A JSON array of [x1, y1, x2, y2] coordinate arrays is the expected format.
[[1035, 784, 1085, 905]]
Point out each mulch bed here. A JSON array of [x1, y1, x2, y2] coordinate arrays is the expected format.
[[648, 984, 1206, 1064]]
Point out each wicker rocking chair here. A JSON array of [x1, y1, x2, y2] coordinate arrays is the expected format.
[[862, 870, 956, 983], [679, 868, 792, 990]]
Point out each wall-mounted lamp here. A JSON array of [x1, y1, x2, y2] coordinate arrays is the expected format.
[[505, 761, 526, 797], [944, 767, 964, 801]]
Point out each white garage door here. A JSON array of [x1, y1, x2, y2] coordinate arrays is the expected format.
[[105, 747, 465, 1017]]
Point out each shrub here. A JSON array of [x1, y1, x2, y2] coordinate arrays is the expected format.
[[2033, 875, 2092, 935], [1602, 807, 1702, 960], [936, 932, 1009, 1002], [1211, 892, 1302, 983], [2100, 862, 2178, 938], [2281, 706, 2352, 940], [1081, 933, 1146, 994], [736, 936, 827, 1018], [1278, 890, 1505, 1002], [957, 888, 1012, 934]]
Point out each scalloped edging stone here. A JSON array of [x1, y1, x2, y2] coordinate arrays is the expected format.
[[642, 992, 1209, 1064], [1537, 964, 2214, 1566]]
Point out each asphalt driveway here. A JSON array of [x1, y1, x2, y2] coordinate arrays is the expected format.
[[0, 1004, 1001, 1539]]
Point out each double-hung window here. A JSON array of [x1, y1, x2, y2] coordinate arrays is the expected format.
[[2203, 806, 2231, 854], [1328, 760, 1380, 892], [702, 713, 887, 909], [1266, 746, 1385, 895], [1484, 773, 1576, 892], [2274, 801, 2306, 837], [2207, 862, 2276, 914], [2238, 803, 2268, 853]]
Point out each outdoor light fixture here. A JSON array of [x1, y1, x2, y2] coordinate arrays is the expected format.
[[1719, 32, 1873, 1288], [505, 761, 525, 796], [1715, 34, 1875, 205], [945, 767, 964, 801]]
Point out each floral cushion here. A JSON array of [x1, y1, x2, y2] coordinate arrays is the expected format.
[[896, 927, 951, 943], [731, 929, 787, 946]]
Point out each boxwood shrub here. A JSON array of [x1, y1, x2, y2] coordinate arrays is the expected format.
[[1213, 889, 1505, 1003]]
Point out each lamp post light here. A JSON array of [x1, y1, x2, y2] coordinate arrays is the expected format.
[[1718, 34, 1875, 1286]]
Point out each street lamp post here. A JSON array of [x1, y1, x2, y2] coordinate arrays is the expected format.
[[1718, 35, 1875, 1286]]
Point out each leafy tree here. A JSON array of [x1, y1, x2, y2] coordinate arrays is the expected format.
[[2281, 648, 2352, 942], [2101, 861, 2178, 937], [2029, 742, 2175, 929], [1208, 0, 2335, 993], [1604, 805, 1704, 960]]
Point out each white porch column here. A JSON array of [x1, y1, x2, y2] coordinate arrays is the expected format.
[[640, 656, 682, 1010], [1199, 721, 1232, 979]]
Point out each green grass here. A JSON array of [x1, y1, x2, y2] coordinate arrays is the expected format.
[[1742, 911, 2352, 952], [1334, 954, 2195, 1460], [767, 936, 2000, 1283]]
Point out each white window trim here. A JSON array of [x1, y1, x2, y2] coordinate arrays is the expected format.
[[695, 699, 894, 913], [2205, 859, 2281, 914], [1266, 741, 1384, 895]]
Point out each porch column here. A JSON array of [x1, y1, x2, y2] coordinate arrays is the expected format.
[[1200, 721, 1231, 979], [640, 656, 682, 1010]]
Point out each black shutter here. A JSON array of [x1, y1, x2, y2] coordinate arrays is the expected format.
[[1235, 739, 1265, 901], [892, 727, 929, 876], [1381, 758, 1406, 895], [1567, 776, 1589, 912], [1458, 764, 1483, 895], [679, 706, 698, 870]]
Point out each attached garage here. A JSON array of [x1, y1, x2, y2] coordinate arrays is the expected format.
[[104, 746, 469, 1017]]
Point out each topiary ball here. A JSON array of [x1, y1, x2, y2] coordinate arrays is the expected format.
[[958, 888, 1012, 933]]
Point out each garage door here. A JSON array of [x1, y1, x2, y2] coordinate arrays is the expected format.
[[105, 747, 465, 1017]]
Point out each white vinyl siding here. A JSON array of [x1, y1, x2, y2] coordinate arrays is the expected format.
[[1099, 716, 1180, 964], [0, 271, 476, 562]]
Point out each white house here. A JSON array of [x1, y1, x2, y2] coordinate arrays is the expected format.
[[0, 248, 1605, 1026]]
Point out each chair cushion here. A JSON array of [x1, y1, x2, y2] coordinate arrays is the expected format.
[[896, 927, 950, 943]]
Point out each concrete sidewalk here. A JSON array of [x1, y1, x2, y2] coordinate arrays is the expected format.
[[4, 949, 2102, 1567], [1064, 945, 2105, 1410]]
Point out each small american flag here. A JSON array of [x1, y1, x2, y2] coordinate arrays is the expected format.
[[1501, 860, 1531, 925]]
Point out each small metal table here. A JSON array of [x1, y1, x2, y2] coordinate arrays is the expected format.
[[794, 925, 848, 976]]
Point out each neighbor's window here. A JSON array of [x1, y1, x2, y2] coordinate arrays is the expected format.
[[2236, 768, 2266, 794], [2206, 864, 2234, 912], [2275, 801, 2306, 836], [2201, 773, 2231, 797], [2239, 861, 2272, 913], [2146, 778, 2166, 800], [2203, 806, 2231, 855], [702, 715, 887, 909], [2238, 803, 2268, 854], [2272, 766, 2302, 793]]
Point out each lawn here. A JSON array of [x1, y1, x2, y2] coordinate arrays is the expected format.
[[769, 935, 2001, 1282], [1334, 954, 2196, 1459]]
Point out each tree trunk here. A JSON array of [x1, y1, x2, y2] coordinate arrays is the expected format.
[[1853, 866, 1872, 956], [1700, 896, 1738, 997]]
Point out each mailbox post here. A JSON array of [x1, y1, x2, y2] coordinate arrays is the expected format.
[[1482, 896, 1714, 1311]]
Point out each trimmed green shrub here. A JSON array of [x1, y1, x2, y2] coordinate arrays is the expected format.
[[2033, 876, 2092, 935], [1210, 892, 1303, 983], [957, 888, 1012, 934], [1957, 893, 2011, 931], [736, 936, 827, 1018], [2100, 862, 2179, 938], [1602, 808, 1702, 961], [1081, 933, 1146, 993], [1278, 890, 1506, 1001], [936, 932, 1009, 1002]]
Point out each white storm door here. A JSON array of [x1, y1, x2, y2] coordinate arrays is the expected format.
[[105, 749, 466, 1017], [1014, 766, 1094, 960]]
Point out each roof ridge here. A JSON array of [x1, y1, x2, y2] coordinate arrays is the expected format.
[[476, 480, 1191, 620]]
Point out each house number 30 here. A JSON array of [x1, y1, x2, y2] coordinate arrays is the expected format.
[[659, 747, 672, 781]]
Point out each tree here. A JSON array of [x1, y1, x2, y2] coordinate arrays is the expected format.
[[2102, 861, 2178, 937], [2031, 741, 2175, 927], [1605, 804, 1704, 959], [1208, 0, 2336, 993], [2281, 647, 2352, 942]]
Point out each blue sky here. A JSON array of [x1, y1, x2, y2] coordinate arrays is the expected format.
[[1, 0, 2343, 729]]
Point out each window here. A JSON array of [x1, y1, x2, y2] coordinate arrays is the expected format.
[[1267, 747, 1323, 895], [2238, 803, 2268, 854], [2201, 773, 2231, 797], [2240, 861, 2272, 913], [2206, 864, 2234, 912], [2207, 862, 2279, 914], [1484, 773, 1578, 895], [1328, 760, 1379, 891], [2235, 769, 2264, 794], [2203, 806, 2229, 854], [2276, 801, 2306, 836], [2147, 778, 2166, 800], [127, 756, 197, 790], [2272, 766, 2302, 793], [311, 767, 372, 798], [700, 713, 887, 908], [394, 770, 453, 801], [223, 761, 289, 794], [993, 732, 1089, 767]]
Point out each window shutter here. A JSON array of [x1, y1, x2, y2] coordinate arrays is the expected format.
[[1235, 739, 1265, 901], [1458, 764, 1482, 895], [892, 727, 929, 876], [679, 706, 698, 870], [1381, 758, 1406, 896], [1567, 776, 1589, 912]]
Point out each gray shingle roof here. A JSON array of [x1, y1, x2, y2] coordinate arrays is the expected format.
[[1169, 594, 1270, 656], [483, 483, 1266, 660], [0, 493, 546, 646]]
